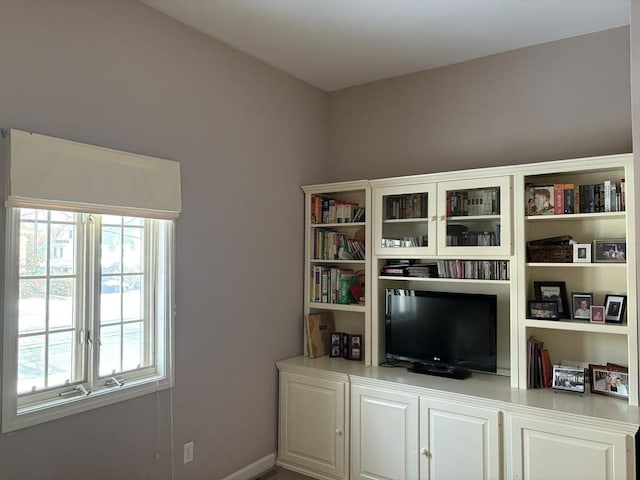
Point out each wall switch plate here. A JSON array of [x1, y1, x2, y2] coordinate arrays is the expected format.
[[184, 441, 194, 464]]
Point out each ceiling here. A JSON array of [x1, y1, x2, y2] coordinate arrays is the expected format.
[[142, 0, 630, 92]]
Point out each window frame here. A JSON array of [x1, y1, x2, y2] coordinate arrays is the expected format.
[[2, 208, 175, 433]]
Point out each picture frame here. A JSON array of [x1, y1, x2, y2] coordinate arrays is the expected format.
[[590, 305, 605, 324], [571, 293, 593, 320], [329, 332, 342, 358], [527, 301, 559, 320], [593, 239, 626, 263], [525, 183, 554, 216], [604, 294, 626, 323], [533, 281, 569, 318], [552, 365, 585, 393], [349, 334, 363, 361], [589, 364, 629, 399], [572, 243, 592, 263]]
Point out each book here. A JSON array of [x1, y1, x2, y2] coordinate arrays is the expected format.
[[563, 183, 575, 214], [554, 184, 564, 215], [305, 312, 335, 359]]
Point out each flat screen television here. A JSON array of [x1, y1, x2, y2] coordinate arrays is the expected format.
[[384, 289, 497, 378]]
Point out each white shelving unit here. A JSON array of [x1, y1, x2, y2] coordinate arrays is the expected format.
[[302, 180, 372, 365], [514, 154, 637, 405], [370, 170, 517, 383]]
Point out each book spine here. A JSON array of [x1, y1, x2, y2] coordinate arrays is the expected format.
[[563, 184, 574, 214], [554, 184, 564, 214], [604, 180, 612, 212]]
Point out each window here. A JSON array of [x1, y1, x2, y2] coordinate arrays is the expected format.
[[3, 207, 174, 431], [2, 128, 180, 432]]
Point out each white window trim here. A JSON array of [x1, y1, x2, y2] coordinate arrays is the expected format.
[[1, 210, 175, 433]]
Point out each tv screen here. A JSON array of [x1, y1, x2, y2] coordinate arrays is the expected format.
[[385, 289, 497, 376]]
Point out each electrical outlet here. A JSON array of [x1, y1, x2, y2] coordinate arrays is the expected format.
[[184, 441, 194, 464]]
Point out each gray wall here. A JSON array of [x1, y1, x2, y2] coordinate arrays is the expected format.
[[0, 2, 637, 480], [327, 27, 632, 181], [0, 1, 327, 479]]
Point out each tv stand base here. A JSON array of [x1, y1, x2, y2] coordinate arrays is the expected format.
[[407, 363, 471, 380]]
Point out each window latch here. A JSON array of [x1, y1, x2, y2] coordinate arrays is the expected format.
[[59, 384, 91, 398], [106, 377, 125, 388]]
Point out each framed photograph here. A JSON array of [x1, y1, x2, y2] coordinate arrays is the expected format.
[[593, 239, 626, 263], [604, 294, 626, 323], [589, 364, 629, 399], [572, 243, 592, 263], [552, 365, 585, 393], [533, 281, 569, 318], [329, 332, 342, 358], [527, 301, 559, 320], [525, 184, 554, 215], [349, 334, 363, 361], [590, 305, 605, 324], [571, 293, 593, 320]]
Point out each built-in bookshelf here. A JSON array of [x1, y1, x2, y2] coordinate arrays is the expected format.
[[303, 181, 371, 365], [515, 154, 637, 405]]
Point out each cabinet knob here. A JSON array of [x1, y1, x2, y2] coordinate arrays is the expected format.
[[335, 428, 343, 436], [420, 448, 430, 457]]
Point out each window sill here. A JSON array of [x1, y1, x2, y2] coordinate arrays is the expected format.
[[3, 375, 173, 433]]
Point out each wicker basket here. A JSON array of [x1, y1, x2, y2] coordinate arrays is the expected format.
[[527, 244, 573, 263]]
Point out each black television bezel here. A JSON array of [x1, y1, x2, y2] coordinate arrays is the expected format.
[[384, 288, 498, 376]]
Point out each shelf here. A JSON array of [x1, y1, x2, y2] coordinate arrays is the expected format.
[[311, 222, 366, 228], [524, 318, 629, 334], [379, 275, 510, 285], [311, 259, 366, 265], [383, 217, 428, 223], [448, 214, 500, 221], [526, 262, 627, 268], [309, 302, 366, 313], [526, 211, 625, 222]]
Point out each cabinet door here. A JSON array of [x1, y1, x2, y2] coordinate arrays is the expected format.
[[420, 398, 501, 480], [278, 372, 346, 478], [373, 183, 437, 256], [437, 176, 511, 256], [351, 384, 419, 480], [509, 414, 630, 480]]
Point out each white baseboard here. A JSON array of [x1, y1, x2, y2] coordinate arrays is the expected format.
[[221, 452, 276, 480]]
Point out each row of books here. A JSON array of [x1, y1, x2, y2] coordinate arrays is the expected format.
[[380, 236, 428, 248], [525, 180, 625, 216], [446, 230, 498, 247], [384, 193, 429, 220], [527, 336, 553, 389], [380, 262, 439, 278], [447, 188, 500, 217], [313, 229, 365, 260], [436, 260, 510, 280], [311, 266, 362, 304], [311, 195, 365, 224]]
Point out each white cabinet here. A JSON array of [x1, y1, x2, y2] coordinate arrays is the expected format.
[[372, 175, 511, 258], [351, 381, 502, 480], [351, 384, 419, 480], [420, 397, 501, 480], [278, 370, 348, 479], [373, 183, 438, 256], [508, 414, 632, 480]]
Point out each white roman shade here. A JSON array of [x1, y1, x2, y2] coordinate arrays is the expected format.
[[3, 129, 181, 219]]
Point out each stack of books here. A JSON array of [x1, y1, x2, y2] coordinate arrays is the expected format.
[[527, 336, 553, 388]]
